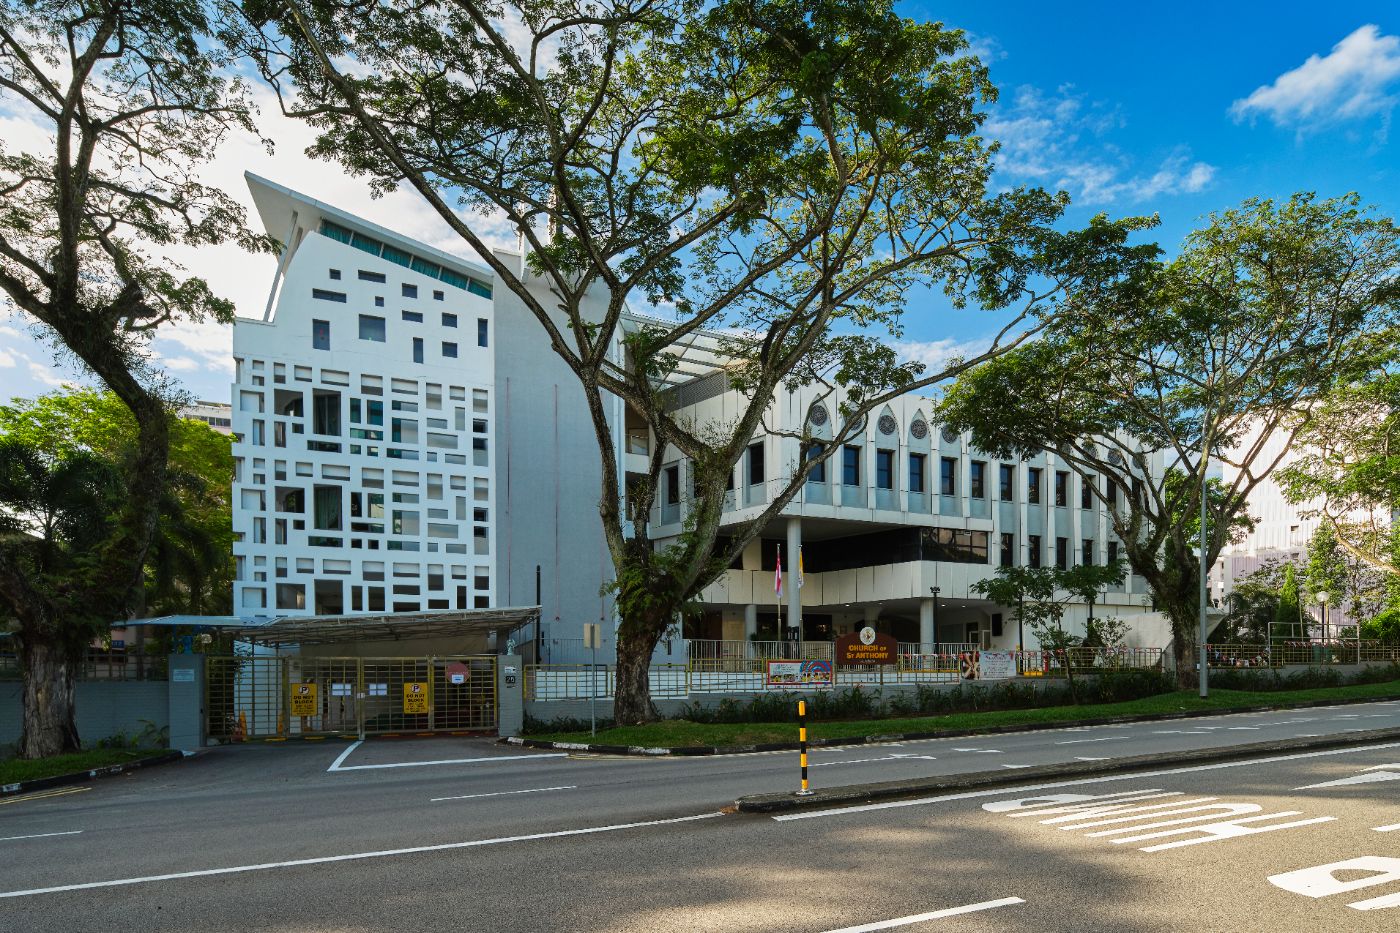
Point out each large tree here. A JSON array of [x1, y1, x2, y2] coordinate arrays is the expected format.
[[1277, 371, 1400, 579], [238, 0, 1153, 721], [940, 194, 1400, 685], [0, 0, 271, 756], [0, 389, 236, 617]]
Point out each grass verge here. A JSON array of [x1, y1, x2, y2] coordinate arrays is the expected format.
[[531, 678, 1400, 748], [0, 748, 170, 785]]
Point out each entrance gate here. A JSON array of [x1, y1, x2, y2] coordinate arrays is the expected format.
[[206, 655, 498, 741]]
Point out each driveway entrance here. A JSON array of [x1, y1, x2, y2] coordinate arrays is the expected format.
[[206, 655, 497, 741]]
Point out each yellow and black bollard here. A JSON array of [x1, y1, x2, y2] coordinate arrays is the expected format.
[[796, 699, 814, 796]]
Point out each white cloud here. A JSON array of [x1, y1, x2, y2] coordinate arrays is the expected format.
[[895, 336, 994, 375], [1231, 25, 1400, 131], [1, 83, 519, 402], [986, 85, 1217, 205], [0, 349, 15, 368]]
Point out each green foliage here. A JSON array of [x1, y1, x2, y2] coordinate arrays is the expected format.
[[1275, 565, 1303, 641], [1305, 523, 1350, 605], [239, 0, 1157, 719], [1278, 371, 1400, 577], [0, 0, 269, 757], [1362, 607, 1400, 644], [941, 193, 1400, 674], [0, 389, 234, 615], [1084, 616, 1130, 650], [971, 560, 1126, 643]]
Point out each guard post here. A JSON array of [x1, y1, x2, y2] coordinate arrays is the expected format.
[[796, 699, 813, 796]]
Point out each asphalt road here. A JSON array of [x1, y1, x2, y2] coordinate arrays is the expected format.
[[2, 699, 1398, 931]]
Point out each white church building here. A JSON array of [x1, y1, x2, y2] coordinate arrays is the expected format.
[[229, 174, 1171, 663]]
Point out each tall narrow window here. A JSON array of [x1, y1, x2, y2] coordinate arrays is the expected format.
[[477, 318, 489, 347], [876, 449, 894, 490], [1081, 475, 1095, 509], [412, 337, 424, 364], [970, 460, 986, 499], [999, 464, 1014, 500], [1028, 534, 1042, 569], [1028, 467, 1042, 504], [1108, 540, 1120, 565], [664, 465, 680, 505], [747, 442, 765, 485], [940, 457, 956, 496], [1055, 536, 1068, 570], [842, 446, 861, 486], [1107, 478, 1119, 506], [805, 443, 826, 483], [1082, 538, 1094, 566], [1054, 470, 1069, 507], [312, 319, 330, 351], [908, 453, 926, 493], [1000, 532, 1014, 567]]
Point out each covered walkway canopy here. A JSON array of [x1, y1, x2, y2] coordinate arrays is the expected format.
[[114, 607, 540, 648]]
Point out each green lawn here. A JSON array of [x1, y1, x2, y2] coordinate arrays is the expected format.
[[531, 679, 1400, 748], [0, 748, 170, 785]]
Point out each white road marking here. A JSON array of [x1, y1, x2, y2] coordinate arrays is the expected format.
[[1001, 764, 1033, 770], [1299, 763, 1400, 789], [1056, 737, 1126, 745], [1373, 823, 1400, 832], [0, 831, 83, 843], [952, 748, 1001, 754], [332, 753, 566, 772], [818, 897, 1025, 931], [1075, 757, 1111, 761], [430, 785, 576, 802], [0, 812, 725, 899], [772, 740, 1400, 821], [326, 740, 362, 772]]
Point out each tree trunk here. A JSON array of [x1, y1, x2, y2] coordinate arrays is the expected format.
[[20, 637, 81, 759], [612, 631, 657, 726], [1163, 602, 1199, 689]]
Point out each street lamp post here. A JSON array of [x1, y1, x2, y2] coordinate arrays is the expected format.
[[1316, 591, 1330, 645]]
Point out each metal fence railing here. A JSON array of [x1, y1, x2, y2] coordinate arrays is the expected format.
[[525, 646, 1167, 701], [0, 650, 167, 682], [1206, 641, 1400, 669]]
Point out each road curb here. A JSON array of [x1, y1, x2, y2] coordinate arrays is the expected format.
[[734, 726, 1400, 813], [0, 749, 186, 798], [504, 691, 1400, 757]]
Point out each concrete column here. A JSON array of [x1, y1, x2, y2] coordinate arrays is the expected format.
[[786, 516, 802, 638], [167, 654, 205, 752], [744, 604, 758, 640], [919, 597, 934, 648], [497, 654, 524, 737], [863, 605, 880, 629]]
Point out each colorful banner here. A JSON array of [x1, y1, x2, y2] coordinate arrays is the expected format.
[[765, 659, 834, 689]]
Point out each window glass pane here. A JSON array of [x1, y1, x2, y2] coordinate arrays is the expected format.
[[842, 446, 860, 486], [412, 337, 424, 364], [312, 319, 330, 350], [358, 315, 386, 342], [940, 457, 956, 496], [908, 453, 924, 493], [876, 449, 893, 489]]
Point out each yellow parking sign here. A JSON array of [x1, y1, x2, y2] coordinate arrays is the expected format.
[[290, 682, 317, 717], [403, 681, 429, 714]]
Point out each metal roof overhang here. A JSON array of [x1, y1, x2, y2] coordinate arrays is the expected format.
[[225, 606, 540, 648]]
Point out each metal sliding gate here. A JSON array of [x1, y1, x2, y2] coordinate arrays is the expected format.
[[206, 655, 498, 741]]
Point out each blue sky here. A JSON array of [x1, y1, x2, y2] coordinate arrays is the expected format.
[[3, 4, 1399, 401]]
